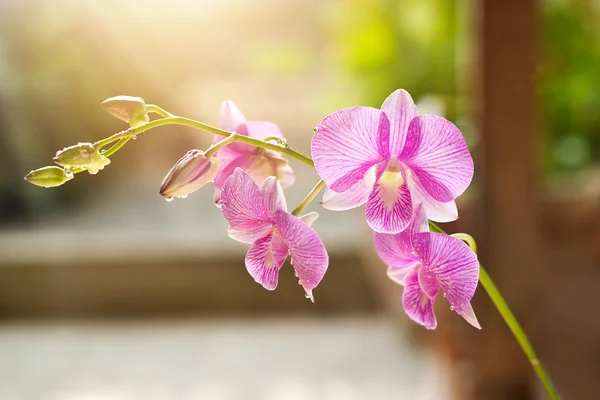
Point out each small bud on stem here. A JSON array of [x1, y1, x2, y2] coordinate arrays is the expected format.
[[53, 142, 111, 175], [24, 166, 74, 188], [159, 149, 221, 199], [101, 95, 149, 128]]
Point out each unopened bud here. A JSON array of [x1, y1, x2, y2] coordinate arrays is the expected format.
[[24, 166, 74, 188], [53, 142, 111, 175], [160, 149, 221, 199], [101, 95, 149, 128]]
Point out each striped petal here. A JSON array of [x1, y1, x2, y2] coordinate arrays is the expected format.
[[261, 176, 287, 216], [320, 166, 377, 211], [402, 267, 437, 329], [365, 170, 413, 234], [213, 153, 278, 205], [400, 115, 473, 202], [245, 233, 288, 290], [409, 173, 458, 222], [275, 210, 328, 302], [312, 107, 390, 193], [374, 205, 429, 284], [220, 168, 272, 233], [381, 89, 418, 156], [414, 232, 480, 320]]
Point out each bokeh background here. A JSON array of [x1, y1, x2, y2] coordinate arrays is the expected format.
[[0, 0, 599, 399]]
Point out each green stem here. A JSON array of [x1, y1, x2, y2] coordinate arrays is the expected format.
[[93, 117, 314, 167], [434, 222, 560, 400], [291, 180, 326, 216], [101, 137, 132, 158], [205, 133, 237, 158], [146, 104, 175, 118]]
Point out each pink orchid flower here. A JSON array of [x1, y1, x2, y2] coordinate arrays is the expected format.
[[374, 205, 480, 330], [312, 89, 473, 234], [213, 101, 295, 204], [220, 168, 328, 301]]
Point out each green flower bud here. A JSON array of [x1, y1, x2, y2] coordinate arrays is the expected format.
[[101, 95, 149, 128], [160, 149, 221, 199], [53, 142, 111, 175], [24, 166, 74, 188]]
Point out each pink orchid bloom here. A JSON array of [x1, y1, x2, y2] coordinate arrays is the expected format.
[[220, 168, 328, 301], [213, 101, 295, 204], [374, 205, 480, 330], [312, 89, 473, 234]]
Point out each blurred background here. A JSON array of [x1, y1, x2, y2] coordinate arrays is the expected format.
[[0, 0, 598, 399]]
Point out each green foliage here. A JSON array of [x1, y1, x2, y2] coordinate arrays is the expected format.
[[540, 0, 600, 173], [325, 0, 459, 118]]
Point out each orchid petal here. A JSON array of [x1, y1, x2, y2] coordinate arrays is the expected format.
[[221, 100, 247, 133], [261, 176, 287, 216], [245, 233, 288, 290], [400, 115, 474, 202], [409, 175, 459, 222], [375, 205, 427, 284], [374, 204, 428, 265], [414, 232, 479, 316], [312, 106, 390, 193], [227, 122, 283, 154], [227, 226, 273, 244], [275, 210, 328, 301], [402, 267, 437, 329], [320, 166, 377, 211], [386, 262, 420, 286], [418, 266, 441, 299], [276, 161, 296, 189], [365, 172, 413, 234], [457, 302, 482, 329], [213, 153, 278, 205], [216, 101, 250, 157], [246, 121, 283, 140], [300, 212, 319, 227], [374, 231, 418, 271], [220, 168, 271, 232], [213, 154, 251, 204], [381, 89, 418, 156]]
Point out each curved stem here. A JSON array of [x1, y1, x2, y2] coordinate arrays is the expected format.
[[101, 137, 132, 158], [291, 180, 326, 216], [205, 133, 236, 158], [93, 117, 314, 167], [146, 104, 175, 118], [451, 233, 477, 253], [432, 222, 559, 400]]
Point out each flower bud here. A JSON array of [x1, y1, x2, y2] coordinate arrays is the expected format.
[[160, 149, 221, 199], [24, 166, 74, 188], [101, 95, 149, 128], [53, 142, 111, 175]]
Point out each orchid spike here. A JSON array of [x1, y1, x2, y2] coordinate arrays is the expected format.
[[213, 101, 295, 205], [220, 168, 328, 301], [312, 89, 473, 233], [374, 205, 480, 329]]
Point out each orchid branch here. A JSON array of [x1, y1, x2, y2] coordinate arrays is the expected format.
[[25, 100, 559, 400]]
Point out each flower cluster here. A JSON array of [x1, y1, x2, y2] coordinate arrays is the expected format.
[[311, 89, 479, 329], [25, 90, 480, 328]]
